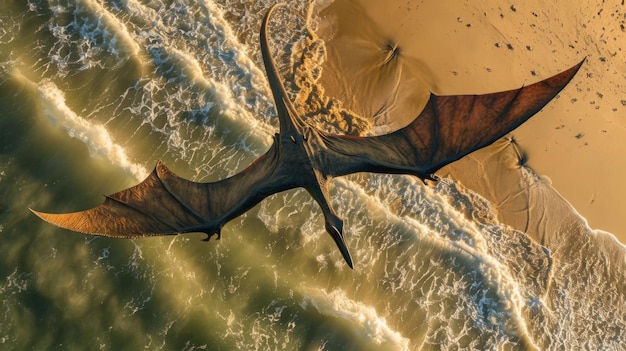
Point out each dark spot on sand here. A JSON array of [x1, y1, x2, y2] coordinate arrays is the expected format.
[[516, 152, 528, 167], [383, 41, 401, 65]]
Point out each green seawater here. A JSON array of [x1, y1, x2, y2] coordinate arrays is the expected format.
[[1, 1, 624, 350]]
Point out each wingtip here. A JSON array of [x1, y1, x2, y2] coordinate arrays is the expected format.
[[29, 208, 52, 223], [30, 204, 114, 236], [534, 58, 585, 93], [29, 207, 41, 219], [29, 208, 75, 232], [564, 58, 585, 81], [572, 57, 586, 74]]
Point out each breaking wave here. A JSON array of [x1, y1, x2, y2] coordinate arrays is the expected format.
[[0, 0, 623, 350]]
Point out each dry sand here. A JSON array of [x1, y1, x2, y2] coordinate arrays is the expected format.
[[318, 0, 626, 242]]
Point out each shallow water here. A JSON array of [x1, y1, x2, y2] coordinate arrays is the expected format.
[[1, 1, 624, 350]]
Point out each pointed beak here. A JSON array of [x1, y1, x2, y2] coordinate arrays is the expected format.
[[326, 224, 354, 269]]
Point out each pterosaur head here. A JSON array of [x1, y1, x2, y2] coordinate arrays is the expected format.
[[261, 4, 355, 268], [325, 218, 353, 269]]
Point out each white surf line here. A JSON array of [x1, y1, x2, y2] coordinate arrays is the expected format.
[[333, 176, 541, 350], [300, 287, 411, 350], [160, 44, 275, 146], [121, 0, 277, 147], [37, 79, 148, 181], [198, 0, 275, 96], [78, 0, 141, 60], [193, 0, 278, 144]]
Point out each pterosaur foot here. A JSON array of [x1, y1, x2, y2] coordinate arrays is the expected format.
[[419, 173, 440, 185], [203, 231, 221, 241], [427, 174, 440, 182]]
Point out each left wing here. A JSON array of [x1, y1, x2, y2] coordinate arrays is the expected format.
[[321, 60, 584, 178], [30, 4, 295, 242], [31, 145, 284, 240]]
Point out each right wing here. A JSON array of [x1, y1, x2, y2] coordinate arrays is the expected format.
[[321, 60, 584, 178], [31, 144, 282, 240]]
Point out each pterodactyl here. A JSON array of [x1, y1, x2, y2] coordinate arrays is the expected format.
[[31, 5, 583, 268]]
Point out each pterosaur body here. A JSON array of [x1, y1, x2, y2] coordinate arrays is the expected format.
[[32, 5, 583, 268]]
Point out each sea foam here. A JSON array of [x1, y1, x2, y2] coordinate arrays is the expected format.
[[37, 79, 148, 181]]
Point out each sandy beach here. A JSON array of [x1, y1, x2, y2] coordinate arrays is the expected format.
[[318, 0, 626, 241], [1, 1, 625, 349]]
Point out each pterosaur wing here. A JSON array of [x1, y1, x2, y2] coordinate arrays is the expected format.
[[322, 60, 584, 177], [30, 1, 584, 269], [31, 145, 283, 239]]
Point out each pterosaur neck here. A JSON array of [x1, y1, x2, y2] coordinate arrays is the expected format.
[[260, 4, 304, 134]]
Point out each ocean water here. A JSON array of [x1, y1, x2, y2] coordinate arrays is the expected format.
[[1, 0, 625, 350]]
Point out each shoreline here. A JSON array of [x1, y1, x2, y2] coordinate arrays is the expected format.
[[318, 0, 625, 242]]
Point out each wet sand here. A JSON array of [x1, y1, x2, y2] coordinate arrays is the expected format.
[[1, 2, 624, 348], [318, 0, 626, 241]]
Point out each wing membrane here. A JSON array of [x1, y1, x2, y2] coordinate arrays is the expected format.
[[32, 147, 281, 239], [30, 2, 584, 269], [323, 60, 584, 177]]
